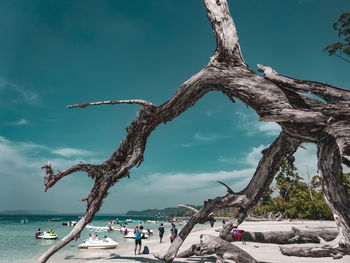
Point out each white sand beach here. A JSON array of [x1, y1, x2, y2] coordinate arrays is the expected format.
[[51, 220, 350, 263]]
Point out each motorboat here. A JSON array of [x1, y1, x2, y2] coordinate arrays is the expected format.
[[78, 237, 119, 249], [86, 225, 115, 232], [62, 221, 77, 226], [48, 218, 61, 222], [36, 231, 58, 239]]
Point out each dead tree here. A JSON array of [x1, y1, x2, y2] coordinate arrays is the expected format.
[[40, 0, 350, 262]]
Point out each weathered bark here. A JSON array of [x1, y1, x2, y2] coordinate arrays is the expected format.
[[178, 228, 338, 261], [318, 133, 350, 249], [40, 0, 350, 262], [280, 245, 346, 259], [227, 227, 337, 244], [279, 133, 350, 259], [188, 235, 259, 263]]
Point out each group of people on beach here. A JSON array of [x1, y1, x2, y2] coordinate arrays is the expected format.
[[134, 222, 178, 255], [157, 222, 177, 243]]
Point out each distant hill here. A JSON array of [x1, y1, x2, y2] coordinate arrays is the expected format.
[[125, 205, 201, 217]]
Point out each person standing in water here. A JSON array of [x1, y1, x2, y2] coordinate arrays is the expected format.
[[170, 223, 178, 243], [158, 223, 165, 243], [134, 226, 142, 255]]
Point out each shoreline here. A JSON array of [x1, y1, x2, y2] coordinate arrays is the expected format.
[[51, 220, 350, 263]]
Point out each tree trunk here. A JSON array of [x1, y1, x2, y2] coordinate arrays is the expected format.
[[318, 133, 350, 249], [229, 228, 337, 244]]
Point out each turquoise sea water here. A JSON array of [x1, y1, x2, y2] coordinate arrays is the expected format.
[[0, 215, 169, 263]]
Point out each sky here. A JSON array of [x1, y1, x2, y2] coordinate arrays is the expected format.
[[0, 0, 349, 214]]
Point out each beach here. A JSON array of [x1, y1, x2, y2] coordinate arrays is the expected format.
[[51, 220, 350, 263]]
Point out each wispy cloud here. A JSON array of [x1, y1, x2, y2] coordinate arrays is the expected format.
[[52, 148, 94, 157], [121, 168, 255, 197], [180, 132, 228, 147], [0, 136, 102, 212], [8, 118, 29, 126], [218, 144, 267, 167], [0, 79, 39, 105], [0, 136, 100, 177], [245, 144, 266, 167], [235, 111, 281, 137], [205, 109, 221, 117]]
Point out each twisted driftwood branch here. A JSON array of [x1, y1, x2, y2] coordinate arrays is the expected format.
[[40, 0, 350, 262]]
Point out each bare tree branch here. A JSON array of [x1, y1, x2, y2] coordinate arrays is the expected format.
[[178, 204, 199, 213], [258, 64, 350, 104], [67, 99, 156, 109], [217, 180, 235, 194], [41, 161, 97, 191]]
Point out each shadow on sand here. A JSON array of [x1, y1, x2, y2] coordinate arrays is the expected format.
[[64, 253, 270, 263], [64, 253, 218, 262]]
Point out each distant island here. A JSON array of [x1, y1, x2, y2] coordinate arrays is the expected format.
[[125, 205, 201, 218]]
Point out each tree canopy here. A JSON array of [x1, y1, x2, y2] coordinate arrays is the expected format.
[[324, 12, 350, 63]]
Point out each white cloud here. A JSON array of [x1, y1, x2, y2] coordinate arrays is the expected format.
[[193, 132, 228, 142], [180, 132, 228, 147], [0, 79, 38, 105], [10, 118, 29, 126], [0, 136, 102, 212], [218, 144, 267, 167], [52, 148, 94, 157], [141, 169, 254, 192], [245, 144, 266, 167], [0, 136, 100, 178], [257, 122, 281, 136], [293, 143, 349, 179], [235, 111, 281, 137]]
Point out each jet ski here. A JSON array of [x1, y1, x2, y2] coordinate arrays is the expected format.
[[123, 232, 149, 239], [36, 231, 58, 239], [78, 236, 119, 249]]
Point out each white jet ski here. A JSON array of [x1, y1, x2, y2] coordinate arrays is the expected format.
[[78, 237, 119, 249], [123, 232, 149, 239], [36, 231, 58, 239]]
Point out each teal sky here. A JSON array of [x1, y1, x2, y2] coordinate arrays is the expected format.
[[1, 0, 349, 214]]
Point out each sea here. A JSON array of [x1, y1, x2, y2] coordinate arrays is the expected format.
[[0, 214, 170, 263]]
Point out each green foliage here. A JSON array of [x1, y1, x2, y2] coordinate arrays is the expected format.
[[126, 205, 201, 217], [343, 172, 350, 194], [253, 160, 333, 220], [324, 12, 350, 63]]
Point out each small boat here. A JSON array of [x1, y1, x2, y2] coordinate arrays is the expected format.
[[78, 237, 119, 249], [125, 219, 133, 223], [48, 218, 61, 222], [86, 225, 115, 232], [36, 231, 58, 239], [21, 218, 29, 224], [146, 220, 157, 224], [62, 221, 77, 226]]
